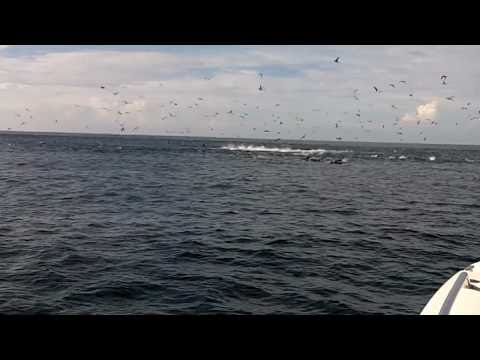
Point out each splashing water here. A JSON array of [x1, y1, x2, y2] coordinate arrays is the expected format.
[[221, 144, 350, 156]]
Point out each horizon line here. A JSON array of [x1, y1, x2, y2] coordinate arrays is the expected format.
[[0, 129, 479, 147]]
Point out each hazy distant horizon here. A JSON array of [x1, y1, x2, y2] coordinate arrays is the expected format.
[[3, 129, 480, 148]]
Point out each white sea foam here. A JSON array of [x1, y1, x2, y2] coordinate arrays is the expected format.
[[428, 156, 436, 161], [221, 144, 350, 156]]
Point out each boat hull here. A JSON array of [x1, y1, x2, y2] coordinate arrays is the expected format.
[[421, 261, 480, 315]]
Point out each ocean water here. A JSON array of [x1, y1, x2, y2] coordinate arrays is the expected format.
[[1, 132, 479, 314]]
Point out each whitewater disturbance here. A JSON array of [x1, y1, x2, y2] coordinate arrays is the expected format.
[[220, 144, 350, 156]]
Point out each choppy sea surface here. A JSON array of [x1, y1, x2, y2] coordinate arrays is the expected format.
[[1, 132, 479, 314]]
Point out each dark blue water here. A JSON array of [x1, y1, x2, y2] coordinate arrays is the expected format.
[[1, 132, 479, 314]]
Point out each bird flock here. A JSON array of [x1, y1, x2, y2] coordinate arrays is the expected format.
[[5, 56, 479, 143]]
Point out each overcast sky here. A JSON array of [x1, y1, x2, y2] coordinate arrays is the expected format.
[[1, 45, 480, 144]]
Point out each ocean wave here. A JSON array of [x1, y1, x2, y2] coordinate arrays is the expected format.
[[221, 144, 350, 155]]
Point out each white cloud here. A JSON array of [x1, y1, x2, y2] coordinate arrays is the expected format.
[[401, 100, 439, 122], [417, 100, 438, 118]]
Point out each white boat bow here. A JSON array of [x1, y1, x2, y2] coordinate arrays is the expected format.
[[421, 261, 480, 315]]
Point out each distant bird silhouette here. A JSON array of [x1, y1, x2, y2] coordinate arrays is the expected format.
[[353, 89, 360, 100], [334, 57, 340, 63], [373, 86, 379, 92]]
